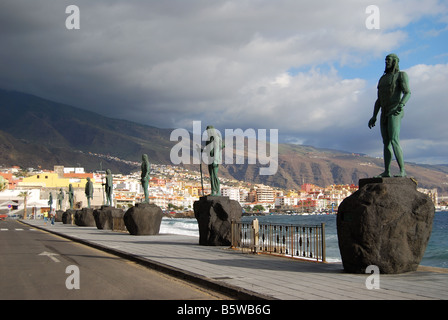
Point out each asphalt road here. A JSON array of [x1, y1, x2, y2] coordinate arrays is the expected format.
[[0, 219, 230, 300]]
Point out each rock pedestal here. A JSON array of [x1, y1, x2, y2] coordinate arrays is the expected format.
[[337, 177, 435, 274], [55, 210, 64, 222], [123, 203, 163, 235], [194, 196, 242, 246], [74, 208, 96, 227], [62, 209, 76, 224], [93, 206, 124, 230]]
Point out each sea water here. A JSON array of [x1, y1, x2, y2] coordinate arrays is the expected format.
[[160, 211, 448, 269]]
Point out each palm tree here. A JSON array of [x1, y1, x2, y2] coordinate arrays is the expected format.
[[18, 191, 31, 220]]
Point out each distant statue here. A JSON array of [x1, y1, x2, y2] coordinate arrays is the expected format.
[[57, 188, 64, 210], [48, 192, 53, 212], [67, 184, 74, 209], [104, 169, 113, 206], [141, 154, 150, 203], [204, 125, 225, 196], [368, 53, 411, 177], [85, 177, 93, 208]]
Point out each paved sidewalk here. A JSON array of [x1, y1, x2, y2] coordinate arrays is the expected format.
[[22, 219, 448, 300]]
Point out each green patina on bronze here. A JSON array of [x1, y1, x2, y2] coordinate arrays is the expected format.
[[141, 154, 150, 203], [368, 53, 411, 177], [204, 125, 225, 196], [85, 177, 93, 208], [67, 184, 74, 209], [104, 169, 113, 206]]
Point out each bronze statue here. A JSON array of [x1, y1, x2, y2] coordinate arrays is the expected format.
[[368, 53, 411, 177], [67, 184, 74, 209], [85, 177, 93, 208], [48, 192, 53, 213], [57, 188, 64, 210], [204, 125, 225, 196], [104, 169, 113, 206], [141, 154, 150, 203]]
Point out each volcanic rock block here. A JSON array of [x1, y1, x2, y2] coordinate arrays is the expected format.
[[123, 203, 163, 235], [74, 208, 96, 227], [62, 209, 76, 224], [337, 177, 435, 274], [55, 210, 64, 222], [194, 196, 242, 246], [93, 206, 124, 230]]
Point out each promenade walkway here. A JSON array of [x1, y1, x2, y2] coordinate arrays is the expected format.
[[22, 219, 448, 300]]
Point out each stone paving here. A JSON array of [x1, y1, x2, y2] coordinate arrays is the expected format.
[[22, 220, 448, 300]]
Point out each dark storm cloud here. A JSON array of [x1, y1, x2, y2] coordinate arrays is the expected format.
[[0, 0, 447, 164]]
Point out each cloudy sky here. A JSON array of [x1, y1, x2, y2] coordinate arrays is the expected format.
[[1, 0, 447, 165]]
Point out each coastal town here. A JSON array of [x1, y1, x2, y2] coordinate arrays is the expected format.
[[0, 162, 441, 219]]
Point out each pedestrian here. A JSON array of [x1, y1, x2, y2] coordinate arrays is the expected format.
[[43, 211, 48, 224]]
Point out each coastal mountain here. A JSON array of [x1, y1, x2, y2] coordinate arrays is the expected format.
[[1, 89, 447, 193], [0, 89, 173, 173]]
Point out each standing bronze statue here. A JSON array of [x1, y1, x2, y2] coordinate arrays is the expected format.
[[48, 192, 53, 213], [104, 169, 113, 206], [57, 188, 64, 211], [204, 125, 225, 196], [67, 184, 74, 209], [141, 154, 150, 203], [368, 53, 411, 177], [85, 177, 93, 208]]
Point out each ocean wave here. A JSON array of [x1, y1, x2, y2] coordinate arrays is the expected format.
[[160, 217, 199, 237]]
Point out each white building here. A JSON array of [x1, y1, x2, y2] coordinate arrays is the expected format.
[[221, 187, 241, 202], [275, 196, 298, 207]]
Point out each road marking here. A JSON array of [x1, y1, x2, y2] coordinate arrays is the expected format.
[[39, 251, 61, 263], [0, 228, 36, 231]]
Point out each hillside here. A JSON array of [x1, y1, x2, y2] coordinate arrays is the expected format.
[[1, 89, 447, 193], [0, 89, 173, 166]]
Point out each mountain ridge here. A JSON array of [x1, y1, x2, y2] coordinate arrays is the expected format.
[[1, 88, 447, 193]]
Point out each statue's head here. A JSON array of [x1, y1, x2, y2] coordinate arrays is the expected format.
[[385, 53, 399, 74], [142, 154, 148, 161], [106, 169, 111, 174], [206, 125, 217, 138], [86, 177, 90, 181]]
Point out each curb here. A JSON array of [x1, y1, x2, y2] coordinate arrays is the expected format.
[[20, 220, 276, 300]]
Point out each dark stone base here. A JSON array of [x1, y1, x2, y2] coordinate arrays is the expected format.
[[55, 210, 64, 222], [337, 177, 435, 274], [74, 208, 96, 227], [62, 209, 76, 224], [123, 203, 163, 235], [193, 196, 242, 246], [93, 206, 124, 230]]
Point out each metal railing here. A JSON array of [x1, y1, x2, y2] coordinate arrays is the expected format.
[[231, 219, 326, 262]]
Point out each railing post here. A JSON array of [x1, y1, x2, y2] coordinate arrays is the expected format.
[[231, 220, 236, 248], [321, 223, 326, 262]]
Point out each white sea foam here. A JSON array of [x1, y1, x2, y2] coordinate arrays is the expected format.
[[160, 217, 199, 237]]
